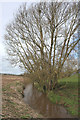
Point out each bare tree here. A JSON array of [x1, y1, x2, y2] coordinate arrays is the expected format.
[[5, 2, 79, 89], [60, 55, 78, 78]]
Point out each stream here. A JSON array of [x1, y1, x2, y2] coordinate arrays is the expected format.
[[23, 83, 73, 118]]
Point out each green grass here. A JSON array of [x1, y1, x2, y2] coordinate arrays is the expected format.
[[34, 82, 44, 92], [58, 74, 78, 82], [21, 114, 32, 118], [33, 74, 78, 116], [47, 74, 78, 116]]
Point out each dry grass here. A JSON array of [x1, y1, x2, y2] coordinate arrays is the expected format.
[[2, 74, 42, 118]]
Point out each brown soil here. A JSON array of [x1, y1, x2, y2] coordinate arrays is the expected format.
[[2, 75, 23, 85], [2, 74, 42, 118]]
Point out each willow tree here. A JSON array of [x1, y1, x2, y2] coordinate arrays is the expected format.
[[5, 2, 79, 89]]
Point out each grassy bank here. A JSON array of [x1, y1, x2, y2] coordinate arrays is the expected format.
[[2, 75, 42, 118], [35, 74, 78, 117]]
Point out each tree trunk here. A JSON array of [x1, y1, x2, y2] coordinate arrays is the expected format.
[[53, 72, 58, 89]]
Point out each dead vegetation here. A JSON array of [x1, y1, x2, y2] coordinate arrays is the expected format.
[[2, 74, 42, 118]]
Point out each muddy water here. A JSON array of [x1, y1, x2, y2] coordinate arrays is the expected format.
[[23, 83, 73, 118]]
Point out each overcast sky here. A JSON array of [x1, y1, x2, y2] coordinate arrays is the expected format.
[[0, 2, 27, 75], [0, 1, 42, 75], [0, 0, 79, 75]]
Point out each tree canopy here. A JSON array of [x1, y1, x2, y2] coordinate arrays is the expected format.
[[5, 2, 79, 88]]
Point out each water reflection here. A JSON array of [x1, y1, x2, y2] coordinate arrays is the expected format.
[[23, 83, 73, 118]]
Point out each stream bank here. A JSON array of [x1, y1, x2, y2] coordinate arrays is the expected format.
[[23, 83, 74, 118], [34, 74, 78, 117], [2, 74, 42, 118]]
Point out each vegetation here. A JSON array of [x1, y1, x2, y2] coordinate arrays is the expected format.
[[2, 75, 42, 118], [35, 74, 78, 116], [3, 2, 79, 117], [5, 2, 79, 90]]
